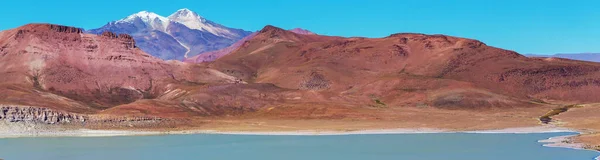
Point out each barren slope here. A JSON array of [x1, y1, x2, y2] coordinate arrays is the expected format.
[[0, 24, 235, 111], [210, 25, 600, 110], [1, 24, 599, 135]]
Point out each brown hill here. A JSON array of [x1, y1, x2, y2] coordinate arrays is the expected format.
[[183, 28, 316, 63], [210, 25, 600, 109], [0, 24, 234, 112], [1, 24, 600, 119], [2, 24, 600, 149]]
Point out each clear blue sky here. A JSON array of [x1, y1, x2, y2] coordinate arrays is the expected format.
[[1, 0, 598, 54]]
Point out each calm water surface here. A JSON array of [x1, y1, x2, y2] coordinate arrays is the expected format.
[[0, 132, 598, 160]]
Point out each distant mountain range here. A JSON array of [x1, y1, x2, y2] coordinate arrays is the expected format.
[[526, 53, 600, 62], [88, 8, 251, 60]]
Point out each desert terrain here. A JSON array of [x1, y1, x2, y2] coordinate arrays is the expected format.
[[0, 24, 598, 150]]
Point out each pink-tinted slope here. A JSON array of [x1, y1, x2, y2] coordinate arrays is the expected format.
[[184, 28, 316, 63]]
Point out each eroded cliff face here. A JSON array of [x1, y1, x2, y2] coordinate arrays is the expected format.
[[0, 105, 87, 124], [0, 105, 166, 128]]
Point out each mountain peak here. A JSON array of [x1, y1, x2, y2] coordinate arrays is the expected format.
[[120, 11, 168, 22], [169, 8, 204, 21], [259, 26, 318, 37], [173, 8, 196, 15], [167, 8, 237, 38], [88, 9, 252, 60], [289, 28, 316, 35], [177, 8, 192, 12], [259, 25, 287, 33], [116, 10, 170, 32]]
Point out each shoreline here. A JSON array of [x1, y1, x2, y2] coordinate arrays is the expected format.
[[171, 126, 576, 136], [1, 123, 598, 159], [0, 124, 578, 138]]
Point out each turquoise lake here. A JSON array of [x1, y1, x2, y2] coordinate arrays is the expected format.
[[0, 132, 598, 160]]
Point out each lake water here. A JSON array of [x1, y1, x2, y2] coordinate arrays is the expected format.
[[0, 132, 598, 160]]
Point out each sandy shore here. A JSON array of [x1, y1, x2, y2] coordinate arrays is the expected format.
[[0, 121, 578, 138], [0, 124, 576, 138], [539, 135, 588, 150], [0, 129, 160, 138], [170, 126, 574, 136]]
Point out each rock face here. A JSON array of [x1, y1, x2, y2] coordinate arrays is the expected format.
[[0, 105, 163, 126], [0, 106, 86, 124], [101, 31, 136, 49], [299, 72, 330, 90], [41, 24, 83, 34], [87, 9, 252, 60]]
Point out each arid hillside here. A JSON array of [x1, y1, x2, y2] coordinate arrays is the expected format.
[[0, 24, 236, 113], [210, 25, 600, 110], [0, 24, 599, 123]]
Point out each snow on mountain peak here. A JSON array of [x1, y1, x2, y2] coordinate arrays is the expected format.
[[168, 8, 235, 38], [170, 8, 204, 20], [90, 8, 252, 60], [109, 9, 240, 38], [117, 11, 170, 32]]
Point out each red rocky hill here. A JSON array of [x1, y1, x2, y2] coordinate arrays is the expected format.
[[1, 24, 599, 119]]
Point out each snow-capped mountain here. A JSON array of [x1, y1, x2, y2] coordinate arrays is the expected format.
[[116, 11, 170, 32], [87, 9, 251, 60], [168, 9, 241, 38]]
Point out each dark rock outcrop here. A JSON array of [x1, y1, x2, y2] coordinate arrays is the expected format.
[[101, 31, 118, 38], [48, 24, 83, 33], [300, 72, 331, 90], [22, 24, 83, 34], [0, 106, 87, 124], [101, 31, 136, 48]]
